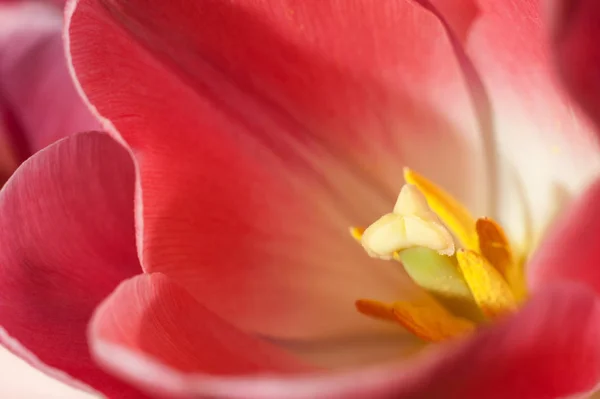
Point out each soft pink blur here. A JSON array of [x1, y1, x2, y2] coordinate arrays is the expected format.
[[0, 0, 99, 184]]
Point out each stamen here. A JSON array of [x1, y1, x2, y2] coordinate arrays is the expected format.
[[476, 217, 513, 275], [360, 184, 455, 259], [392, 301, 475, 342], [403, 168, 479, 251], [456, 249, 518, 318], [355, 299, 398, 322], [356, 298, 475, 342], [476, 217, 527, 301]]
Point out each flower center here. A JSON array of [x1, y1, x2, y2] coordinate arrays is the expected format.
[[351, 168, 528, 343]]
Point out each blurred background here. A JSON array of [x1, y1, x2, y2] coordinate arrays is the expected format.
[[0, 346, 96, 398]]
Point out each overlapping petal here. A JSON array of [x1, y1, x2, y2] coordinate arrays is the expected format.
[[66, 0, 486, 344], [0, 132, 145, 398], [89, 272, 312, 397]]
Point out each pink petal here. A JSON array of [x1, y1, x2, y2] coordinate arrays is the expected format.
[[528, 177, 600, 295], [448, 0, 600, 239], [0, 1, 100, 163], [93, 283, 600, 399], [66, 0, 487, 342], [0, 132, 145, 398], [549, 0, 600, 131]]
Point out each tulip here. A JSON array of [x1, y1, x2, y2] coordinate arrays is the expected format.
[[3, 0, 600, 398]]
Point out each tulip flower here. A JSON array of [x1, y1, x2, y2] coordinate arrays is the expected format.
[[3, 0, 600, 398]]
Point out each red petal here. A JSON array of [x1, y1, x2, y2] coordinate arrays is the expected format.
[[528, 177, 600, 296], [0, 2, 100, 162], [549, 0, 600, 131], [90, 273, 312, 396], [92, 283, 600, 398], [0, 132, 145, 398], [66, 0, 484, 340]]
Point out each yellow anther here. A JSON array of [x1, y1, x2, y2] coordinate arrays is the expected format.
[[349, 227, 364, 243], [505, 255, 529, 302], [476, 217, 513, 275], [356, 298, 475, 342], [392, 301, 476, 342], [403, 168, 478, 251], [456, 249, 518, 318], [476, 218, 527, 301], [360, 185, 455, 259]]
